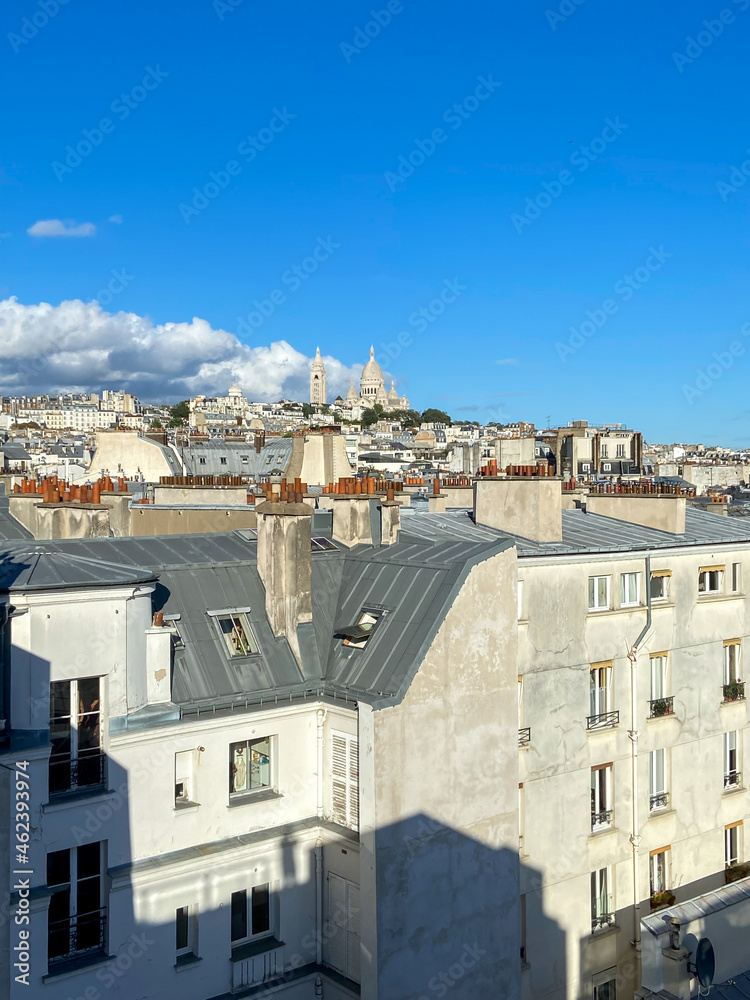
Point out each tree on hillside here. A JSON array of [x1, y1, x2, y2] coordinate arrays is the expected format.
[[361, 405, 384, 427], [168, 401, 190, 427], [421, 408, 452, 425]]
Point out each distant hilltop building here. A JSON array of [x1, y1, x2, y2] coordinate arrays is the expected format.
[[311, 346, 409, 411]]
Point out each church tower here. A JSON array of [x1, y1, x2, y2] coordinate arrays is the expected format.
[[310, 346, 326, 405]]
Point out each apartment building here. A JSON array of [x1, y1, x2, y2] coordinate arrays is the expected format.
[[2, 478, 749, 1000], [554, 422, 644, 479]]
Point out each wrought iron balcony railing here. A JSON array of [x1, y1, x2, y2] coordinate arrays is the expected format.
[[591, 809, 613, 830], [724, 770, 741, 789], [648, 696, 674, 718], [49, 751, 107, 797], [650, 792, 669, 811], [48, 908, 107, 968], [518, 727, 531, 747], [591, 910, 615, 932], [586, 711, 619, 731]]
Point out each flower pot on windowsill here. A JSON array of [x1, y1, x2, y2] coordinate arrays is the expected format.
[[651, 698, 673, 717], [723, 681, 745, 703], [725, 863, 750, 884], [650, 890, 676, 909]]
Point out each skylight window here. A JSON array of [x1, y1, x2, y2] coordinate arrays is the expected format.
[[338, 610, 383, 649], [209, 611, 259, 658], [311, 537, 337, 551]]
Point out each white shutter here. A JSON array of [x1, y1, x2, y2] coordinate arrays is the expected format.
[[346, 881, 361, 984], [327, 873, 347, 974], [331, 732, 359, 829]]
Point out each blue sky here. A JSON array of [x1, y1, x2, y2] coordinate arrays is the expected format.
[[2, 0, 750, 443]]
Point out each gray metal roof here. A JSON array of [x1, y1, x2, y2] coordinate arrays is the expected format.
[[0, 547, 156, 592], [0, 488, 33, 541], [178, 439, 293, 478]]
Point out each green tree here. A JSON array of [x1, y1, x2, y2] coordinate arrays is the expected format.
[[168, 400, 190, 427], [397, 409, 422, 428], [302, 403, 314, 419], [151, 418, 163, 429], [361, 404, 384, 427], [421, 408, 452, 425]]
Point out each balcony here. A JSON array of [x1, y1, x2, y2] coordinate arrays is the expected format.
[[586, 711, 619, 731], [591, 810, 613, 831], [723, 682, 745, 703], [648, 696, 674, 719], [724, 770, 742, 789], [725, 862, 750, 884], [231, 938, 284, 993], [48, 908, 107, 970], [650, 890, 676, 910], [649, 792, 669, 811], [518, 727, 531, 747], [49, 752, 107, 798]]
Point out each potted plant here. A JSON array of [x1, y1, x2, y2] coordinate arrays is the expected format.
[[651, 698, 673, 717], [650, 889, 676, 909], [725, 862, 750, 884], [723, 679, 745, 702]]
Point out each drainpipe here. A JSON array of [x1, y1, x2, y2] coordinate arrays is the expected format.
[[627, 555, 652, 978], [316, 708, 326, 966]]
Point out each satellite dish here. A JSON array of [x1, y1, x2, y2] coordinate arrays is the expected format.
[[695, 938, 716, 988]]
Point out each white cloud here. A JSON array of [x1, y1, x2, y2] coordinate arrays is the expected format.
[[109, 214, 123, 224], [0, 297, 370, 403], [27, 219, 97, 238]]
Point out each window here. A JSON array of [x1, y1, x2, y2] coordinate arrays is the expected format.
[[341, 610, 382, 649], [726, 822, 742, 868], [649, 654, 673, 717], [732, 562, 742, 593], [520, 893, 527, 964], [602, 463, 611, 472], [589, 576, 610, 612], [331, 731, 359, 829], [724, 640, 741, 684], [590, 663, 613, 721], [600, 445, 608, 458], [582, 463, 591, 472], [230, 738, 271, 797], [591, 867, 614, 931], [220, 457, 227, 465], [649, 749, 668, 811], [175, 750, 195, 806], [241, 456, 249, 464], [591, 765, 612, 830], [230, 884, 271, 944], [47, 843, 106, 967], [649, 847, 669, 895], [212, 612, 259, 658], [49, 678, 104, 795], [616, 444, 625, 458], [650, 571, 670, 601], [699, 566, 724, 595], [327, 874, 361, 983], [199, 457, 206, 465], [176, 906, 198, 959], [724, 731, 740, 788], [593, 972, 617, 1000], [620, 572, 640, 607]]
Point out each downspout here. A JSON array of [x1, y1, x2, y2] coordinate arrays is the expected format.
[[316, 708, 327, 966], [627, 555, 652, 978]]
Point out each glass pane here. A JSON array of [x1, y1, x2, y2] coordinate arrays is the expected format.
[[252, 884, 270, 935], [77, 843, 100, 880], [77, 878, 100, 917], [78, 677, 100, 715], [230, 743, 248, 794], [50, 682, 70, 721], [76, 910, 101, 951], [620, 575, 626, 604], [589, 578, 595, 607], [47, 850, 70, 888], [597, 578, 608, 607], [231, 890, 247, 941], [250, 738, 270, 789], [176, 907, 189, 950]]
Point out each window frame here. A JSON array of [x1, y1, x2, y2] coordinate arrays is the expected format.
[[175, 904, 199, 959], [230, 883, 272, 946], [47, 841, 106, 967], [588, 576, 611, 613], [342, 608, 384, 649], [732, 562, 742, 593], [209, 609, 260, 659], [229, 737, 273, 798], [725, 821, 742, 868], [649, 748, 668, 811], [591, 764, 613, 830], [590, 663, 613, 718], [49, 677, 105, 796], [724, 730, 740, 788], [724, 640, 741, 685], [649, 570, 670, 602], [649, 846, 670, 895], [331, 730, 359, 830], [590, 866, 614, 932], [698, 566, 724, 595], [619, 572, 640, 608]]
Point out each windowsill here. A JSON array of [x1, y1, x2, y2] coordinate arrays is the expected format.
[[697, 593, 742, 604], [723, 784, 744, 796], [721, 699, 746, 708], [650, 600, 673, 609], [175, 953, 202, 970], [43, 786, 114, 813], [231, 935, 284, 962], [43, 951, 113, 982], [589, 825, 617, 840], [175, 800, 201, 811], [648, 807, 675, 820], [647, 713, 677, 723], [227, 788, 282, 808], [590, 923, 619, 940], [587, 604, 649, 618]]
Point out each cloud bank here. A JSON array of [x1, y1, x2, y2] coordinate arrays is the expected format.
[[0, 297, 366, 403], [27, 219, 97, 238]]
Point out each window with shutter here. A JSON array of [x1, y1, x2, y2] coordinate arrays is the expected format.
[[331, 732, 359, 829], [327, 873, 361, 984]]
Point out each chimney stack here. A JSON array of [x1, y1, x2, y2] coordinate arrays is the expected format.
[[331, 493, 374, 547], [255, 495, 313, 664], [380, 494, 401, 546], [474, 476, 563, 542]]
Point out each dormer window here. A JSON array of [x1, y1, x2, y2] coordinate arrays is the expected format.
[[338, 610, 383, 649], [208, 609, 259, 658]]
